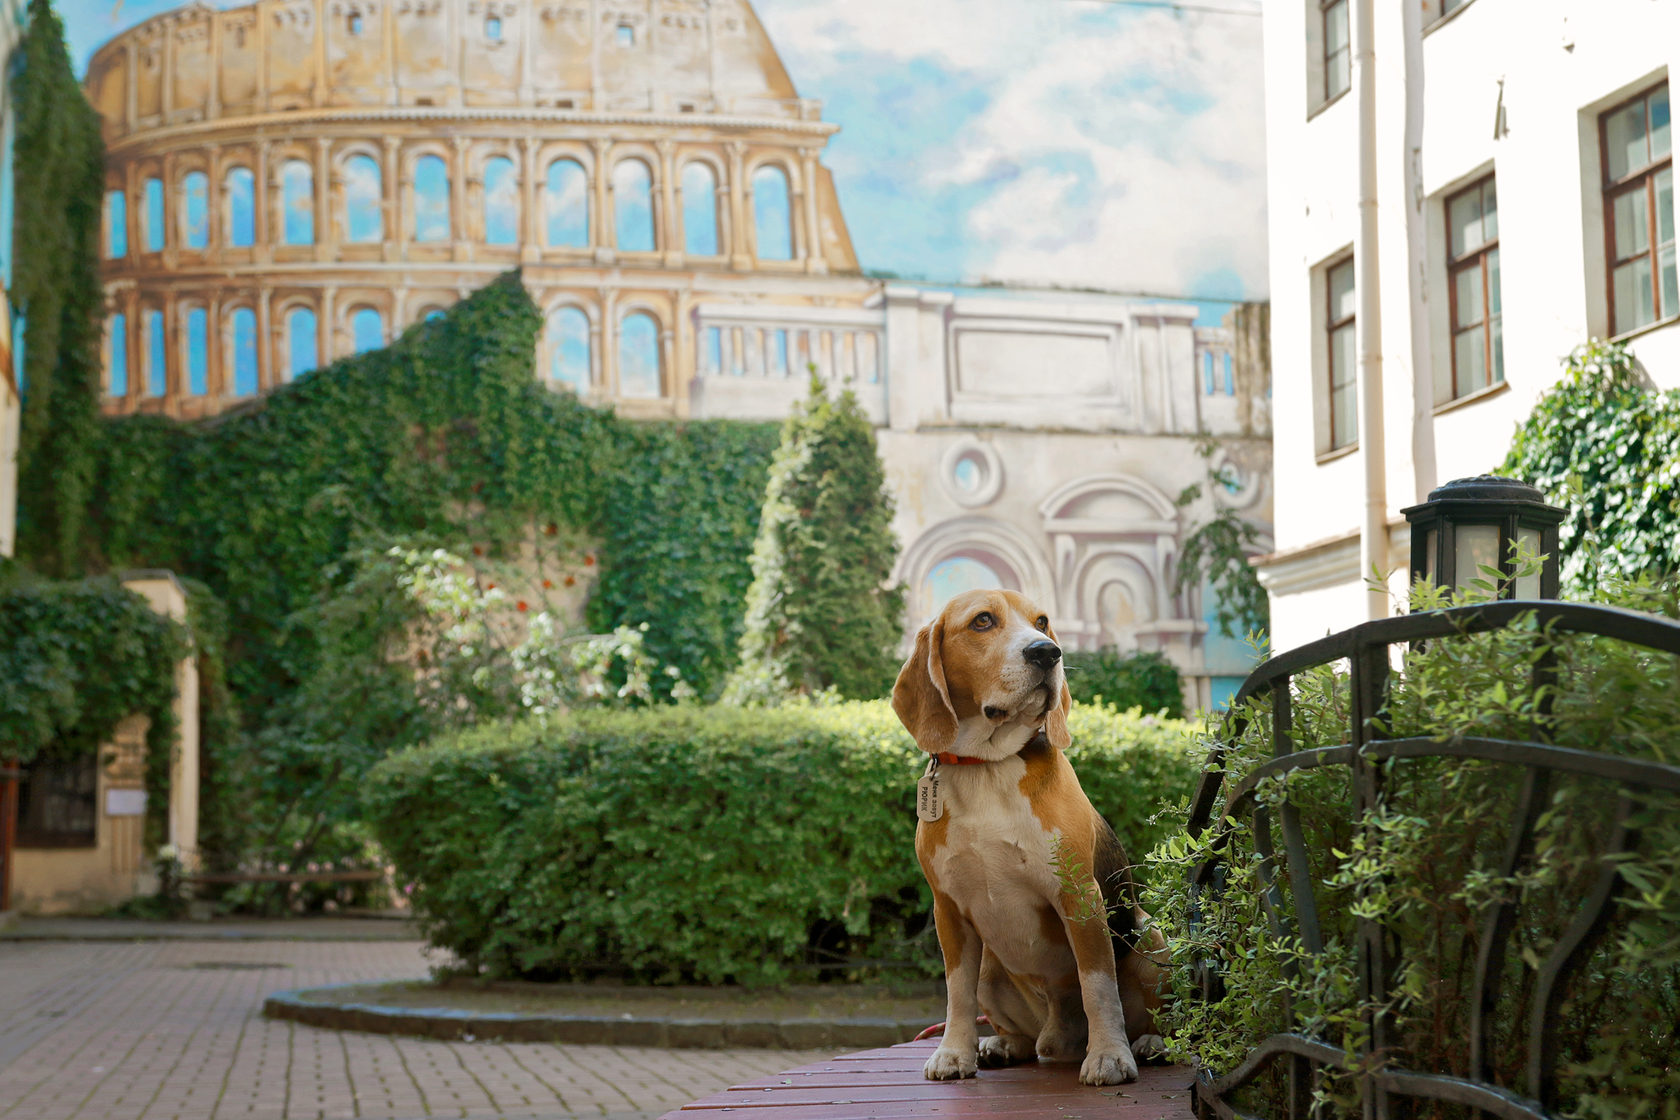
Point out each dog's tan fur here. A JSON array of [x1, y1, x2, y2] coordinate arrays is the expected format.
[[893, 589, 1168, 1086]]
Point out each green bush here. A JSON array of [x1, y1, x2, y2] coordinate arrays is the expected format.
[[1148, 574, 1680, 1120], [1062, 648, 1184, 717], [364, 699, 1201, 984]]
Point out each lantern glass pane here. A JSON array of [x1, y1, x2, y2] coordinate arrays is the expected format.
[[1423, 527, 1437, 583], [1514, 526, 1543, 599], [1456, 523, 1501, 589]]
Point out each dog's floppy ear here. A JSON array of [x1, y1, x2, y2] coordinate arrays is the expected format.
[[892, 615, 957, 752], [1043, 673, 1073, 750]]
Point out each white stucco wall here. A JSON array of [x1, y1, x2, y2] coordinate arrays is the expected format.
[[1260, 0, 1680, 646]]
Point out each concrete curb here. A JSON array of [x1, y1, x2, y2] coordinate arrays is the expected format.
[[264, 982, 932, 1050]]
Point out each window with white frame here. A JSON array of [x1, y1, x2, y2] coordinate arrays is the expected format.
[[1321, 0, 1349, 103], [1325, 256, 1356, 451]]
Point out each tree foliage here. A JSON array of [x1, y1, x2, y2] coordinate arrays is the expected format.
[[12, 0, 107, 576], [726, 377, 905, 703], [1502, 339, 1680, 598]]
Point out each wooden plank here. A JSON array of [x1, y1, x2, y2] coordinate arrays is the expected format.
[[662, 1040, 1194, 1120]]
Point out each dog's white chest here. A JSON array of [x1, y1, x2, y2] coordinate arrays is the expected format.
[[925, 760, 1074, 976]]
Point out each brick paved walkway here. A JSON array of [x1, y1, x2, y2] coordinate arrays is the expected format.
[[0, 939, 837, 1120]]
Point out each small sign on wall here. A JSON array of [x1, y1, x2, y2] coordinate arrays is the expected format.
[[105, 788, 147, 817]]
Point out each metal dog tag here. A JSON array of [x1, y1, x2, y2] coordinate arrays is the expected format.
[[916, 758, 944, 822]]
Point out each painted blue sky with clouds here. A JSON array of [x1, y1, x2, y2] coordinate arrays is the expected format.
[[62, 0, 1267, 303]]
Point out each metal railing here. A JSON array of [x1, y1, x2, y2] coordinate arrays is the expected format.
[[1185, 600, 1680, 1120]]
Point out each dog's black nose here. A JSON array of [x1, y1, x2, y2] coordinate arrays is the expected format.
[[1023, 640, 1061, 669]]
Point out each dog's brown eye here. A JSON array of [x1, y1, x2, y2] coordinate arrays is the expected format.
[[970, 611, 995, 631], [1035, 616, 1050, 632]]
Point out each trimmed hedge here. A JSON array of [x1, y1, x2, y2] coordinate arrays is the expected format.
[[364, 700, 1201, 985]]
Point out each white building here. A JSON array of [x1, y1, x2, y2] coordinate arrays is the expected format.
[[1258, 0, 1679, 651]]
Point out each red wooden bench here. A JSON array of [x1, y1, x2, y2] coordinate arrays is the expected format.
[[659, 1038, 1196, 1120]]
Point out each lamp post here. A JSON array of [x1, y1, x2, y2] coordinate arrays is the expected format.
[[1400, 475, 1567, 600]]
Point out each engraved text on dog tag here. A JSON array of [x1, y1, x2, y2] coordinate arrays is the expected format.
[[916, 758, 944, 822]]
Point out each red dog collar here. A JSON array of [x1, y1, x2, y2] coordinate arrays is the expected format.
[[934, 732, 1049, 767]]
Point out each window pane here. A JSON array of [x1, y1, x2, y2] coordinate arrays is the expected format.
[[109, 313, 127, 397], [1454, 327, 1487, 394], [230, 308, 258, 396], [1491, 316, 1504, 384], [106, 190, 127, 258], [483, 157, 518, 246], [1448, 187, 1482, 258], [681, 162, 719, 256], [1481, 178, 1497, 241], [185, 307, 208, 395], [1606, 96, 1648, 181], [1661, 244, 1678, 320], [145, 309, 166, 395], [1330, 322, 1356, 389], [344, 155, 383, 244], [1488, 248, 1501, 316], [1324, 0, 1348, 52], [613, 159, 655, 252], [413, 155, 450, 242], [226, 167, 256, 247], [1652, 84, 1671, 161], [544, 159, 589, 247], [1613, 257, 1655, 333], [145, 178, 165, 251], [352, 308, 384, 353], [1657, 167, 1674, 245], [618, 312, 660, 397], [752, 165, 793, 261], [547, 306, 591, 393], [1331, 382, 1356, 450], [183, 172, 209, 250], [1326, 48, 1349, 101], [1453, 263, 1484, 327], [1613, 187, 1650, 259], [282, 160, 314, 246], [287, 308, 317, 379], [1328, 259, 1356, 321]]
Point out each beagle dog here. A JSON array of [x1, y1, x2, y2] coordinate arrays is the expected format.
[[892, 588, 1167, 1086]]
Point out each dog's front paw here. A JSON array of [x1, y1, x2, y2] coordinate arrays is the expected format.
[[978, 1033, 1036, 1068], [924, 1046, 978, 1080], [1078, 1046, 1139, 1086], [1131, 1034, 1168, 1062]]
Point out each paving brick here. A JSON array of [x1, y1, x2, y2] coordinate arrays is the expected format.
[[0, 939, 835, 1120]]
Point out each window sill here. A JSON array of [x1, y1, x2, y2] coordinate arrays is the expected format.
[[1609, 313, 1680, 345], [1315, 442, 1358, 465], [1307, 88, 1350, 123], [1433, 378, 1509, 416], [1422, 0, 1477, 38]]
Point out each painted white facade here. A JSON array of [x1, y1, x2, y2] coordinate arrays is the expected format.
[[1258, 0, 1680, 652], [691, 284, 1275, 709]]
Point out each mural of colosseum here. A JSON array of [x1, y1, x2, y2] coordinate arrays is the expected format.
[[86, 0, 1273, 707]]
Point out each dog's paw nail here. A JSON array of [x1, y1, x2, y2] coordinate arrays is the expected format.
[[924, 1048, 978, 1080], [1079, 1048, 1138, 1086]]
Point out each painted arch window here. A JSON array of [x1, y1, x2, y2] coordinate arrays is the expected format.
[[182, 171, 209, 250], [225, 166, 256, 247], [483, 156, 518, 246], [352, 307, 385, 353], [143, 309, 166, 396], [924, 556, 1005, 615], [547, 306, 591, 394], [108, 313, 128, 397], [286, 307, 318, 380], [617, 311, 661, 398], [229, 308, 258, 397], [752, 165, 793, 261], [412, 154, 450, 243], [184, 306, 208, 396], [281, 159, 314, 246], [613, 159, 656, 252], [681, 162, 720, 256], [544, 158, 589, 247], [343, 154, 383, 244], [106, 190, 127, 258], [143, 177, 165, 251]]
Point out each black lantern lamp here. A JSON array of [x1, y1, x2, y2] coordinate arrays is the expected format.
[[1401, 476, 1567, 600]]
